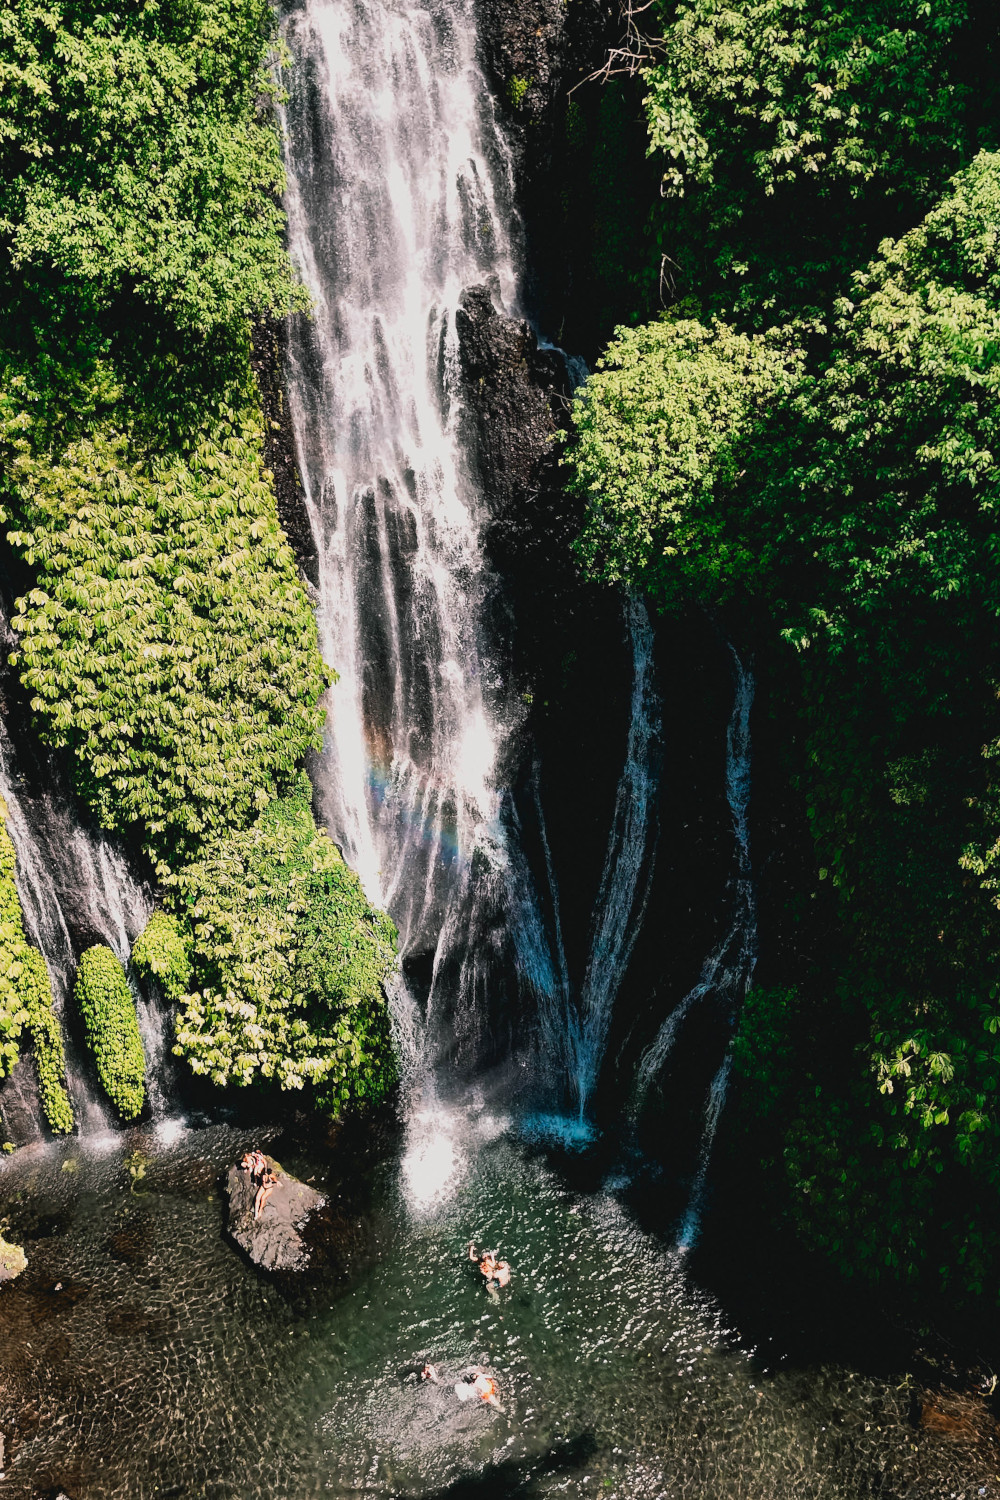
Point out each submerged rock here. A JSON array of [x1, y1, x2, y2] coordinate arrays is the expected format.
[[224, 1157, 326, 1273], [0, 1234, 27, 1283]]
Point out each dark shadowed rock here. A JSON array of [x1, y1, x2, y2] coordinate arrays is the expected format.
[[455, 282, 567, 516], [251, 317, 318, 588], [224, 1157, 326, 1273]]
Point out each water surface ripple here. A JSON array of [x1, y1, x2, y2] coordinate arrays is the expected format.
[[0, 1114, 973, 1499]]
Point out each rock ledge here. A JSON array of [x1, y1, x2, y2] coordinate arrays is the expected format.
[[0, 1233, 26, 1283], [224, 1157, 325, 1273]]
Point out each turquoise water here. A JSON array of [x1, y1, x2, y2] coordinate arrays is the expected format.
[[0, 1107, 987, 1499]]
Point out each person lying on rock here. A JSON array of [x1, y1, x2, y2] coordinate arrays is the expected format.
[[254, 1168, 279, 1220]]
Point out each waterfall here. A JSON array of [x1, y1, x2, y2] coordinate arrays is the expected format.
[[632, 649, 755, 1237], [635, 651, 755, 1103], [566, 595, 662, 1116], [279, 0, 543, 1070], [0, 722, 154, 1136], [677, 1053, 732, 1251], [631, 652, 755, 1238]]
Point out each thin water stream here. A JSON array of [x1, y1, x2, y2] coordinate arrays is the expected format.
[[0, 1113, 972, 1500], [0, 714, 154, 1139]]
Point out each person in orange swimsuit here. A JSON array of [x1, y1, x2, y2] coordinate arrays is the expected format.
[[454, 1369, 501, 1407], [473, 1373, 500, 1406]]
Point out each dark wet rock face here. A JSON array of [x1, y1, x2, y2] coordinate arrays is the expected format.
[[251, 317, 318, 588], [472, 0, 654, 353], [473, 0, 611, 131], [224, 1157, 326, 1273], [455, 283, 567, 518]]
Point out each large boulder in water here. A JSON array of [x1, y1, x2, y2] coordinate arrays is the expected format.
[[0, 1233, 27, 1283], [224, 1157, 326, 1272]]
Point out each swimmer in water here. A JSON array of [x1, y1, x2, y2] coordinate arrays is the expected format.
[[420, 1363, 439, 1383], [473, 1373, 500, 1406], [454, 1369, 501, 1408]]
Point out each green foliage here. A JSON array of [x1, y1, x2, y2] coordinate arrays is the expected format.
[[636, 0, 989, 319], [75, 944, 146, 1121], [763, 150, 1000, 650], [0, 0, 307, 336], [131, 912, 192, 1003], [645, 0, 970, 199], [734, 983, 1000, 1297], [168, 775, 397, 1114], [507, 75, 531, 110], [730, 985, 799, 1123], [21, 947, 75, 1136], [0, 824, 27, 1081], [0, 0, 326, 880], [573, 152, 1000, 1306], [0, 0, 400, 1123], [569, 314, 804, 598], [0, 363, 330, 869], [0, 1232, 28, 1279], [0, 811, 73, 1133]]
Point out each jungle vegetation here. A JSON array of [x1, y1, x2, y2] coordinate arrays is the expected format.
[[566, 0, 1000, 1310], [0, 0, 397, 1120]]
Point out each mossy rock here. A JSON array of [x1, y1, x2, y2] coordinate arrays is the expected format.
[[0, 1233, 27, 1282], [75, 946, 146, 1121], [131, 911, 192, 1001]]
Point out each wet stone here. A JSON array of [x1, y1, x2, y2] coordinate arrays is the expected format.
[[224, 1156, 326, 1273], [0, 1235, 27, 1282]]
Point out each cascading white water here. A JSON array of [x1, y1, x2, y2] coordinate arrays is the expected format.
[[279, 0, 670, 1106], [278, 0, 614, 1092], [280, 0, 519, 967], [0, 724, 153, 1135], [565, 595, 662, 1117], [677, 1053, 732, 1250]]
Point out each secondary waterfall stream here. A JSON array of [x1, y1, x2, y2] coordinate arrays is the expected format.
[[0, 693, 154, 1139]]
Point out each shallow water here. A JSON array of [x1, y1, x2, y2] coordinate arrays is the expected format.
[[0, 1108, 991, 1499]]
